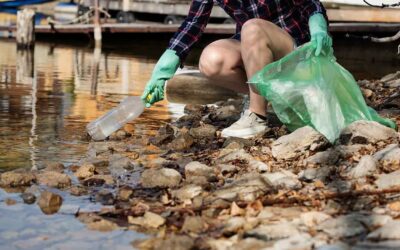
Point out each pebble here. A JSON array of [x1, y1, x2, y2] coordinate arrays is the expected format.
[[36, 171, 71, 188], [38, 191, 63, 215], [262, 170, 302, 190], [171, 184, 202, 202], [95, 190, 115, 205], [0, 170, 36, 187], [128, 211, 166, 229], [181, 216, 205, 233], [140, 168, 182, 188], [168, 132, 194, 151], [20, 192, 36, 204], [117, 186, 134, 201], [185, 161, 215, 184], [75, 163, 96, 179]]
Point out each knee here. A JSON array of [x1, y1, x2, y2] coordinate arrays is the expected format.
[[241, 19, 272, 48], [199, 45, 225, 78]]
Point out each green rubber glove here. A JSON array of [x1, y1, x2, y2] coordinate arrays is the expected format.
[[141, 49, 180, 107], [309, 13, 332, 56]]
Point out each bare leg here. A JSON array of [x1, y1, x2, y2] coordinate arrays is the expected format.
[[240, 19, 295, 116], [199, 39, 248, 94]]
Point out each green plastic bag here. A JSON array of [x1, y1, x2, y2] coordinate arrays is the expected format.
[[249, 42, 396, 143]]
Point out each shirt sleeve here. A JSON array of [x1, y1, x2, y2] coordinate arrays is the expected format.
[[293, 0, 327, 20], [167, 0, 214, 62]]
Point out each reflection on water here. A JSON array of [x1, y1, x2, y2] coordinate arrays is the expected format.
[[0, 40, 184, 171], [0, 39, 185, 248]]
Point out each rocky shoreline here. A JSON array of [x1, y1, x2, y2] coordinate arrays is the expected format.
[[1, 71, 400, 250]]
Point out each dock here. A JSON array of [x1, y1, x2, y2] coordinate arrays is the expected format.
[[0, 22, 399, 37]]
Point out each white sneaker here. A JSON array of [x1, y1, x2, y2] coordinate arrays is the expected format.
[[221, 110, 268, 139]]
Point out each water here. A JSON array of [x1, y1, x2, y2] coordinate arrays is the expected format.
[[0, 39, 185, 248]]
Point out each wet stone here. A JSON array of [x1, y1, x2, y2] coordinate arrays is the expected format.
[[69, 186, 88, 196], [339, 120, 398, 145], [152, 235, 194, 250], [95, 190, 115, 205], [348, 155, 377, 179], [85, 174, 114, 185], [38, 191, 63, 215], [75, 163, 96, 179], [43, 162, 65, 173], [109, 154, 135, 175], [150, 124, 175, 146], [128, 211, 166, 228], [140, 168, 182, 188], [82, 178, 105, 187], [262, 170, 302, 190], [86, 218, 120, 232], [375, 170, 400, 189], [5, 198, 17, 205], [271, 126, 329, 160], [117, 186, 134, 201], [0, 170, 36, 187], [189, 124, 217, 139], [168, 132, 194, 151], [20, 192, 36, 204], [37, 171, 71, 188], [245, 222, 300, 241]]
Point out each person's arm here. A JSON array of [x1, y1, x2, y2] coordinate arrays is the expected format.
[[294, 0, 332, 56], [141, 0, 213, 107]]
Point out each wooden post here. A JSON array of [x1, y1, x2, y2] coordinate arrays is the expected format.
[[93, 0, 102, 48], [165, 71, 239, 104], [16, 48, 34, 84], [16, 9, 35, 49]]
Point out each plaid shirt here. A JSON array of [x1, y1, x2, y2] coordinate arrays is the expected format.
[[168, 0, 327, 61]]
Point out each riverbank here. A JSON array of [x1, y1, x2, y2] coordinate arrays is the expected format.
[[1, 71, 400, 249]]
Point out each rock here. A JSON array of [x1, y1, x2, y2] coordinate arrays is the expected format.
[[86, 175, 114, 185], [140, 168, 182, 188], [316, 242, 350, 250], [75, 163, 96, 179], [348, 155, 377, 179], [109, 129, 130, 140], [361, 88, 373, 98], [171, 184, 202, 202], [353, 241, 400, 250], [217, 164, 238, 176], [5, 198, 17, 205], [386, 78, 400, 88], [86, 218, 119, 232], [217, 149, 254, 163], [249, 160, 270, 173], [335, 144, 374, 158], [223, 137, 254, 149], [69, 186, 88, 196], [87, 142, 112, 156], [305, 149, 340, 166], [43, 162, 65, 173], [189, 124, 217, 139], [150, 124, 175, 146], [262, 170, 302, 190], [82, 178, 105, 187], [223, 217, 246, 235], [36, 171, 71, 188], [300, 211, 332, 227], [0, 170, 36, 187], [231, 238, 268, 250], [375, 170, 400, 189], [152, 235, 194, 250], [185, 161, 215, 184], [38, 191, 63, 215], [258, 206, 303, 221], [271, 126, 329, 160], [381, 71, 400, 82], [109, 154, 135, 176], [245, 222, 300, 241], [128, 211, 166, 228], [95, 190, 115, 205], [210, 105, 240, 122], [316, 215, 366, 238], [339, 120, 398, 145], [207, 173, 270, 203], [118, 186, 134, 201], [374, 144, 399, 160], [273, 233, 313, 250], [299, 166, 334, 182], [181, 216, 205, 233], [20, 192, 36, 204], [367, 221, 400, 240], [169, 132, 194, 151], [207, 238, 235, 250], [381, 147, 400, 172]]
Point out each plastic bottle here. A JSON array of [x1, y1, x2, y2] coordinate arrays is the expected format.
[[86, 96, 145, 141]]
